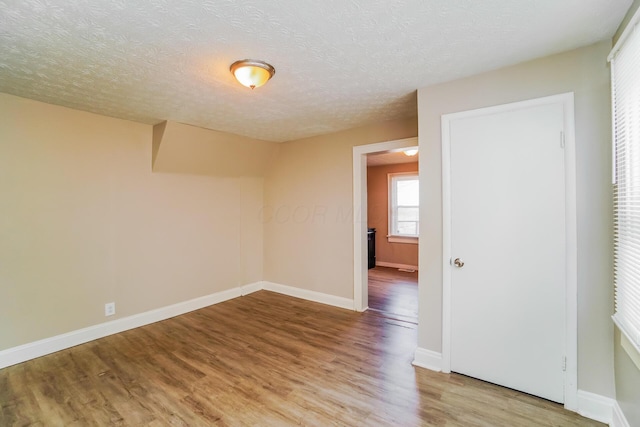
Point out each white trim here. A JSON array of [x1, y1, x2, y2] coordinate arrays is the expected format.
[[375, 261, 418, 271], [440, 93, 578, 409], [441, 112, 452, 374], [241, 281, 264, 296], [612, 401, 631, 427], [613, 315, 640, 371], [353, 137, 419, 312], [608, 6, 640, 62], [0, 280, 357, 369], [412, 347, 442, 372], [387, 236, 419, 244], [563, 92, 579, 411], [0, 283, 262, 369], [577, 390, 615, 425], [388, 171, 420, 240], [262, 281, 354, 311]]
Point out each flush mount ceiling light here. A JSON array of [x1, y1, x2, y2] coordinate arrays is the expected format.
[[403, 148, 419, 156], [230, 59, 275, 89]]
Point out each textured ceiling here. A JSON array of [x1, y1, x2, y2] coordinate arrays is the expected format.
[[0, 0, 632, 142]]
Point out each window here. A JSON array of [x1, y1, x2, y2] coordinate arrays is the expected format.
[[611, 12, 640, 355], [388, 172, 419, 243]]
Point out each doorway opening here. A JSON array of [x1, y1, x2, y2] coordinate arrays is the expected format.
[[352, 137, 419, 314], [366, 150, 419, 323]]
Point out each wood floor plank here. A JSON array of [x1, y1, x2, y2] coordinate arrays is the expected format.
[[0, 290, 603, 426], [368, 266, 418, 322]]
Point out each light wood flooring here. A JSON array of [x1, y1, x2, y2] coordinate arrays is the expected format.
[[0, 291, 602, 426], [368, 266, 418, 323]]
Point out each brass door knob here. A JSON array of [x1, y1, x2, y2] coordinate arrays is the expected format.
[[454, 258, 464, 268]]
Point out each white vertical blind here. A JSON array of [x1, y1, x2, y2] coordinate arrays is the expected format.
[[612, 17, 640, 351]]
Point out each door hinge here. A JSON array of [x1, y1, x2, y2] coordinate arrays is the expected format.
[[560, 131, 565, 149], [562, 356, 567, 372]]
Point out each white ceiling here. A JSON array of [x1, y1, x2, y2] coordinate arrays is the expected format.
[[0, 0, 631, 142], [367, 150, 419, 167]]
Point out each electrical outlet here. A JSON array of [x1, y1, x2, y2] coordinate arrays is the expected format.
[[105, 302, 116, 317]]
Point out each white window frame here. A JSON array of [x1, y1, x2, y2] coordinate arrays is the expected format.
[[610, 6, 640, 365], [388, 172, 419, 244]]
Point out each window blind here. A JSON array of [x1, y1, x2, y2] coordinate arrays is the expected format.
[[612, 16, 640, 351]]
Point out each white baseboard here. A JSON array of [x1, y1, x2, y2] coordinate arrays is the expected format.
[[412, 347, 442, 372], [612, 401, 631, 427], [6, 282, 627, 426], [241, 282, 263, 296], [0, 283, 261, 370], [375, 261, 418, 271], [411, 361, 623, 425], [577, 390, 616, 424], [410, 355, 624, 425], [262, 281, 354, 311], [0, 281, 355, 369]]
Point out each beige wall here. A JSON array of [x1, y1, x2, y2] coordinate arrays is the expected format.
[[612, 2, 640, 424], [152, 120, 279, 177], [418, 41, 615, 397], [367, 162, 419, 267], [0, 93, 268, 350], [263, 117, 418, 298]]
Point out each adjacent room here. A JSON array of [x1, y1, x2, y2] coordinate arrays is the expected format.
[[1, 1, 639, 426], [366, 148, 419, 323]]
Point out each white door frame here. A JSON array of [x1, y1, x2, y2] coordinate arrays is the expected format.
[[352, 137, 419, 312], [441, 93, 577, 410]]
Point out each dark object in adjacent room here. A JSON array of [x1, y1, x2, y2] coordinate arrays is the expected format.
[[368, 228, 376, 269]]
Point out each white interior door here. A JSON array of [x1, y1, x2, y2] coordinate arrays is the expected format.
[[447, 100, 566, 403]]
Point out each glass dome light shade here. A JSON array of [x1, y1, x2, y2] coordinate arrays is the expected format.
[[230, 60, 275, 89]]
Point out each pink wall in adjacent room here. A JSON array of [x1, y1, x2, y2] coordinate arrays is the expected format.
[[367, 162, 419, 268]]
